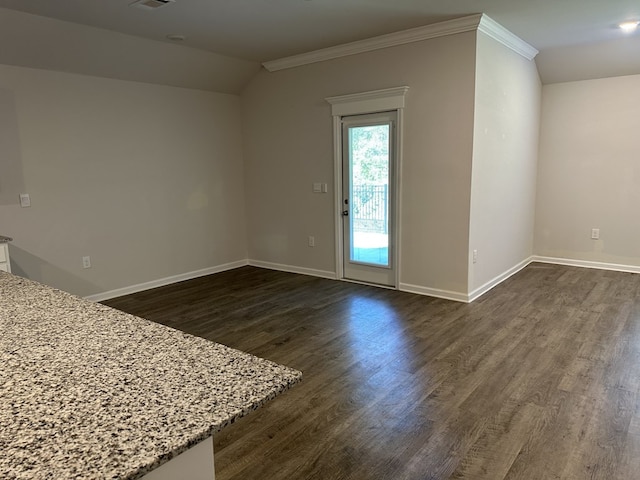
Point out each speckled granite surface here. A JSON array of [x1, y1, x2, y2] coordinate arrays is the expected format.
[[0, 272, 302, 480]]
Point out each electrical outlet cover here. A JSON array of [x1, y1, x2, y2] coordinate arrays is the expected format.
[[19, 193, 31, 208]]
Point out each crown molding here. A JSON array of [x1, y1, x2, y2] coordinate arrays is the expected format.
[[263, 14, 483, 72], [262, 13, 538, 72], [477, 14, 538, 60]]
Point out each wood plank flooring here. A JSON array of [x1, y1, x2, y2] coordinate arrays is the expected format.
[[102, 263, 640, 480]]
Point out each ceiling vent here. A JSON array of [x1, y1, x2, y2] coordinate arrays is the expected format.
[[130, 0, 175, 10]]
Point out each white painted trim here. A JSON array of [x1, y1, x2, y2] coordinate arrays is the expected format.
[[83, 254, 640, 308], [531, 256, 640, 274], [85, 260, 248, 302], [326, 86, 410, 116], [400, 257, 534, 303], [332, 115, 344, 281], [263, 15, 482, 72], [263, 14, 537, 72], [327, 86, 408, 287], [393, 109, 404, 291], [399, 282, 469, 303], [477, 15, 538, 60], [468, 257, 533, 302], [248, 260, 337, 280]]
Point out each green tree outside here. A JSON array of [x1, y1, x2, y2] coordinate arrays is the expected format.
[[349, 125, 389, 186]]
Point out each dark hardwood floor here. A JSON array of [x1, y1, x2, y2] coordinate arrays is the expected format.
[[103, 263, 640, 479]]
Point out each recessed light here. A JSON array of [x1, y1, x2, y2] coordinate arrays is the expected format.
[[166, 34, 187, 41], [619, 20, 639, 32]]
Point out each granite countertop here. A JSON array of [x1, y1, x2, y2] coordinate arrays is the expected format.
[[0, 235, 12, 243], [0, 272, 302, 480]]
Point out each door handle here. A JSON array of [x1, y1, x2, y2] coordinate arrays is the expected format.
[[342, 210, 349, 216]]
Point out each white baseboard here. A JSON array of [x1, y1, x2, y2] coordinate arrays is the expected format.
[[248, 259, 337, 280], [531, 256, 640, 274], [468, 256, 534, 302], [400, 256, 534, 303], [86, 255, 638, 305], [85, 260, 249, 302], [398, 283, 469, 303]]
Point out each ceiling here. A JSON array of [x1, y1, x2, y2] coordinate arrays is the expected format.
[[0, 0, 639, 87]]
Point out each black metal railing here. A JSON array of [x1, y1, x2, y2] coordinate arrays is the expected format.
[[352, 184, 388, 234]]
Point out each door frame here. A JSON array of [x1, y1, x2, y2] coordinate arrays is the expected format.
[[341, 112, 397, 286], [326, 86, 409, 288]]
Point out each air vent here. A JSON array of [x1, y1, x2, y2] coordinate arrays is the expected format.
[[130, 0, 175, 10]]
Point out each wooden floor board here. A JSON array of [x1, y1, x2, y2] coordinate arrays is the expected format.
[[103, 262, 640, 479]]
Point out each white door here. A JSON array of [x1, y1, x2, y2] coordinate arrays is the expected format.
[[341, 111, 397, 286]]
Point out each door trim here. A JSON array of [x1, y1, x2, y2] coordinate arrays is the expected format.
[[326, 86, 409, 287], [342, 112, 396, 286]]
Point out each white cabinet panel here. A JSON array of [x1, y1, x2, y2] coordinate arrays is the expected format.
[[0, 243, 10, 273]]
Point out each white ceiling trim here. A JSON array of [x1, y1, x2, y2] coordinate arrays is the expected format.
[[263, 14, 483, 72], [263, 13, 538, 72], [478, 14, 539, 60]]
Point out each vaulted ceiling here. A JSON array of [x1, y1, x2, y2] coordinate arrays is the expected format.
[[0, 0, 638, 91]]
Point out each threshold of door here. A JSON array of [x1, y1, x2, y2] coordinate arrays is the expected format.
[[340, 278, 397, 290]]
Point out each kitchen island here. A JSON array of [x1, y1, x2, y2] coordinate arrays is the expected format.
[[0, 272, 302, 479], [0, 235, 11, 272]]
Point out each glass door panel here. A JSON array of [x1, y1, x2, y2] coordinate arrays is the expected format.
[[342, 112, 396, 287], [349, 124, 390, 267]]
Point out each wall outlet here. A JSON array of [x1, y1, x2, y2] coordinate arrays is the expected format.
[[591, 228, 600, 240], [82, 256, 91, 269], [472, 249, 478, 264], [19, 193, 31, 208], [308, 236, 315, 247]]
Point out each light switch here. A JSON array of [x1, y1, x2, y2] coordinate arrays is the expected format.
[[322, 183, 328, 193], [19, 193, 31, 208], [312, 182, 322, 193]]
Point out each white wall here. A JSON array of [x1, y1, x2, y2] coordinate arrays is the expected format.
[[535, 74, 640, 268], [242, 33, 477, 295], [468, 32, 541, 295], [0, 16, 581, 302], [0, 64, 248, 296]]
